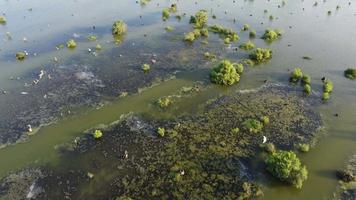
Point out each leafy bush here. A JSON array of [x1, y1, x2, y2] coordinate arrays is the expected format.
[[157, 96, 173, 108], [261, 116, 270, 125], [0, 16, 6, 24], [67, 39, 77, 49], [209, 25, 239, 43], [162, 8, 170, 20], [157, 127, 165, 137], [184, 32, 196, 42], [249, 30, 256, 38], [165, 26, 174, 32], [210, 60, 241, 86], [242, 24, 250, 31], [303, 84, 311, 94], [344, 68, 356, 80], [112, 20, 127, 36], [239, 40, 255, 51], [16, 52, 26, 61], [87, 35, 97, 41], [290, 68, 303, 82], [323, 79, 333, 93], [322, 92, 330, 101], [262, 29, 282, 41], [298, 144, 310, 152], [142, 64, 150, 73], [266, 150, 308, 189], [190, 10, 208, 28], [93, 129, 103, 139], [233, 63, 244, 74], [249, 48, 273, 63], [302, 75, 311, 85], [243, 119, 264, 133]]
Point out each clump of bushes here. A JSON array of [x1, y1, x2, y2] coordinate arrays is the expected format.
[[93, 129, 103, 139], [344, 68, 356, 80], [87, 35, 97, 41], [157, 127, 165, 137], [95, 44, 102, 51], [210, 60, 242, 86], [184, 28, 208, 42], [157, 96, 173, 108], [16, 51, 26, 61], [189, 10, 208, 28], [249, 48, 273, 63], [209, 25, 239, 44], [169, 4, 177, 13], [0, 16, 6, 24], [262, 29, 282, 42], [242, 24, 250, 31], [239, 40, 255, 51], [298, 143, 310, 152], [112, 20, 127, 37], [322, 79, 333, 101], [266, 150, 308, 189], [141, 64, 150, 73], [290, 68, 303, 82], [249, 30, 256, 38], [290, 68, 312, 94], [204, 52, 217, 60], [67, 39, 77, 49], [162, 8, 170, 20], [242, 119, 264, 133]]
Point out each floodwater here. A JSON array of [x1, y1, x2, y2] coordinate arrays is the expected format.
[[0, 0, 356, 199]]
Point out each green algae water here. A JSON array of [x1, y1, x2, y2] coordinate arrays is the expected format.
[[1, 0, 356, 199]]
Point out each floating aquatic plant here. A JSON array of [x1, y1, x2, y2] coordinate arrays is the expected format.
[[266, 150, 308, 189], [112, 20, 127, 37], [141, 64, 150, 73], [157, 127, 165, 137], [243, 119, 264, 133], [344, 68, 356, 80], [67, 39, 77, 49], [210, 60, 241, 86], [262, 29, 282, 42], [290, 68, 303, 82], [0, 16, 6, 24], [239, 40, 255, 51], [249, 48, 273, 64], [16, 51, 26, 61], [190, 10, 208, 28], [184, 32, 196, 42], [87, 35, 97, 41], [93, 129, 103, 139]]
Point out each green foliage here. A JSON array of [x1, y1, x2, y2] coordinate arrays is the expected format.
[[266, 150, 308, 188], [344, 68, 356, 80], [184, 32, 196, 42], [302, 75, 311, 85], [139, 0, 150, 5], [249, 30, 256, 38], [249, 48, 273, 63], [323, 79, 333, 93], [157, 96, 173, 108], [16, 52, 26, 61], [141, 64, 150, 73], [165, 26, 174, 32], [233, 63, 244, 74], [239, 40, 255, 51], [269, 15, 274, 20], [261, 116, 270, 125], [190, 10, 208, 28], [204, 52, 217, 60], [231, 127, 240, 134], [262, 143, 276, 154], [0, 16, 6, 24], [67, 39, 77, 49], [112, 20, 127, 36], [87, 35, 97, 41], [290, 68, 303, 82], [157, 127, 165, 137], [209, 25, 239, 43], [169, 4, 177, 13], [242, 24, 250, 31], [322, 92, 330, 101], [303, 84, 311, 94], [95, 44, 103, 51], [210, 60, 241, 86], [116, 196, 132, 200], [200, 28, 209, 37], [93, 129, 103, 139], [298, 144, 310, 152], [162, 8, 170, 20], [262, 29, 281, 42], [243, 119, 264, 133]]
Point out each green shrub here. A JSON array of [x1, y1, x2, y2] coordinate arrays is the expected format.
[[93, 129, 103, 139], [233, 63, 244, 74], [95, 44, 103, 51], [209, 25, 239, 43], [157, 97, 173, 108], [204, 52, 217, 60], [298, 144, 310, 152], [165, 26, 174, 32], [266, 151, 308, 188], [262, 29, 282, 42], [16, 51, 26, 61], [0, 16, 6, 24], [323, 79, 333, 93], [210, 60, 240, 86], [290, 68, 303, 82], [303, 84, 311, 94], [162, 8, 170, 20], [200, 28, 209, 37], [242, 24, 250, 31], [112, 20, 127, 36], [249, 48, 273, 63], [261, 116, 270, 125], [142, 64, 150, 73], [262, 143, 276, 154], [87, 35, 97, 41], [157, 127, 165, 137], [344, 68, 356, 80], [239, 40, 255, 51], [249, 30, 256, 38], [322, 92, 330, 101], [243, 119, 264, 133], [190, 10, 208, 28], [184, 32, 196, 42], [302, 75, 311, 85], [67, 39, 77, 49], [169, 4, 177, 13], [231, 127, 240, 134]]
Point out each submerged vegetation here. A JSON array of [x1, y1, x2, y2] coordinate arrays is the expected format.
[[210, 60, 241, 86], [266, 150, 308, 189], [249, 48, 273, 64], [344, 68, 356, 80]]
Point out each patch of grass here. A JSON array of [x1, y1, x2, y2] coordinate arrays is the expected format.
[[239, 40, 255, 51], [298, 144, 310, 152], [210, 60, 241, 86], [344, 68, 356, 80], [157, 127, 165, 137], [266, 150, 308, 189], [249, 48, 273, 64]]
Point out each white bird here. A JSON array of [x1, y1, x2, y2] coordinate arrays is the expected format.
[[27, 124, 33, 132], [262, 136, 267, 144], [38, 70, 45, 79]]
